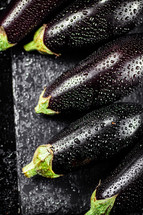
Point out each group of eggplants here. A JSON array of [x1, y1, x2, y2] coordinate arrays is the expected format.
[[1, 0, 143, 214]]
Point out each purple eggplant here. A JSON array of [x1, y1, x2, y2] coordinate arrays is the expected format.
[[23, 103, 143, 178], [0, 0, 72, 51], [35, 34, 143, 116], [24, 0, 143, 55], [86, 143, 143, 215]]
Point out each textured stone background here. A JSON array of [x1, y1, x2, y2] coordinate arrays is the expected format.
[[12, 49, 117, 215], [12, 46, 143, 215]]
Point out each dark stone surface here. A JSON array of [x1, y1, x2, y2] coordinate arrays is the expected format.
[[12, 47, 143, 215], [11, 49, 116, 215]]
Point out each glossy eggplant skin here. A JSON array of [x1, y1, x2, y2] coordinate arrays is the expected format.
[[43, 0, 143, 53], [96, 143, 143, 214], [40, 34, 143, 114], [49, 103, 143, 174], [0, 0, 70, 44]]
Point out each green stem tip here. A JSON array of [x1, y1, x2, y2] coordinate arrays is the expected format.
[[22, 144, 61, 179], [35, 89, 59, 115], [0, 26, 15, 51], [24, 25, 60, 56], [22, 161, 37, 178], [85, 186, 117, 215]]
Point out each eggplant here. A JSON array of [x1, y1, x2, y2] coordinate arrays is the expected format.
[[86, 143, 143, 215], [23, 103, 143, 179], [0, 0, 72, 51], [24, 0, 143, 55], [35, 34, 143, 116]]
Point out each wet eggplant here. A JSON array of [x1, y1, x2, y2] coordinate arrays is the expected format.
[[35, 34, 143, 116], [23, 103, 143, 179], [86, 143, 143, 215], [24, 0, 143, 55], [0, 0, 72, 51]]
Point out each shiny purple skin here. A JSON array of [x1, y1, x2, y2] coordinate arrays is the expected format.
[[49, 103, 143, 174], [44, 34, 143, 114], [0, 0, 71, 44], [43, 0, 143, 53], [96, 143, 143, 214]]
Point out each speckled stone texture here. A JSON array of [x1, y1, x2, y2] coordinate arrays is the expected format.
[[11, 49, 122, 215], [12, 44, 143, 214]]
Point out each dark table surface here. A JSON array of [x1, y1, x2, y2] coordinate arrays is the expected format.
[[0, 3, 19, 215], [0, 2, 20, 214], [0, 34, 20, 215], [0, 48, 125, 215]]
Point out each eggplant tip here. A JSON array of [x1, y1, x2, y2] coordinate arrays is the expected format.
[[0, 26, 15, 51], [24, 25, 60, 56], [85, 188, 117, 215], [22, 161, 37, 178], [23, 144, 61, 178], [35, 90, 59, 115]]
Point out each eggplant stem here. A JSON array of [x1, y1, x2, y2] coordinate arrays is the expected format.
[[22, 161, 37, 178], [0, 26, 15, 51], [24, 41, 38, 51], [35, 89, 59, 115], [85, 188, 117, 215], [24, 25, 60, 56], [22, 144, 61, 178]]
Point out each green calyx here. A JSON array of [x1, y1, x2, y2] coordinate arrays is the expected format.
[[0, 26, 15, 51], [35, 89, 59, 115], [22, 144, 61, 178], [85, 189, 117, 215], [24, 25, 60, 56]]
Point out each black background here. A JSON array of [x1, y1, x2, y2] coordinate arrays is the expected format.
[[0, 34, 19, 214], [0, 2, 19, 214]]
